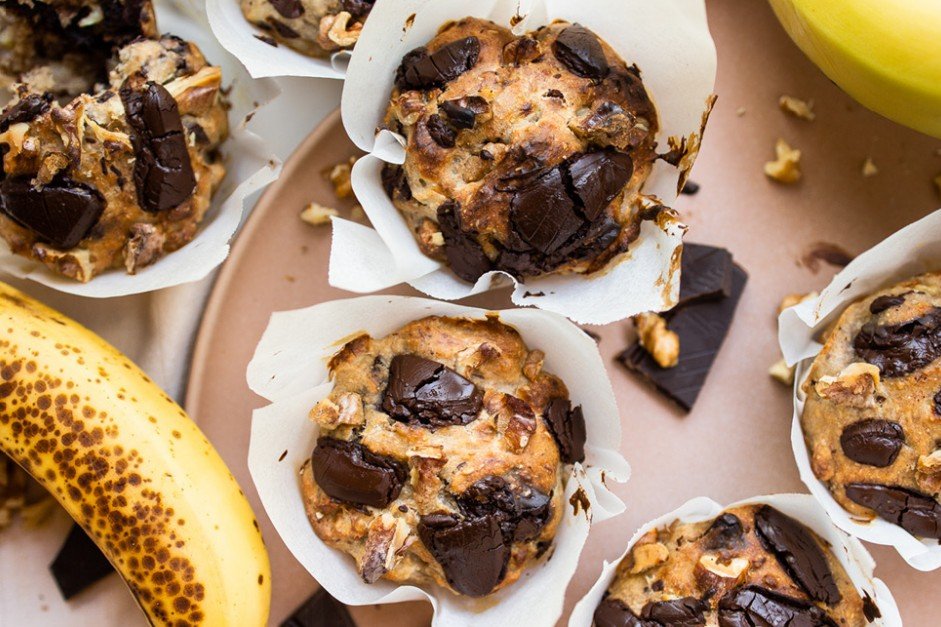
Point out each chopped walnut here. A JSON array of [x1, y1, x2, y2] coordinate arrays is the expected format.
[[456, 342, 502, 375], [36, 151, 70, 185], [916, 451, 941, 494], [489, 392, 537, 452], [301, 202, 339, 226], [769, 358, 794, 386], [359, 513, 410, 584], [813, 362, 880, 407], [309, 393, 365, 429], [417, 218, 445, 255], [327, 157, 356, 199], [764, 138, 801, 184], [861, 158, 878, 177], [124, 223, 166, 275], [32, 244, 94, 282], [319, 11, 362, 50], [634, 312, 680, 369], [629, 541, 669, 574], [410, 456, 447, 514], [522, 349, 545, 381], [778, 95, 815, 121], [699, 554, 749, 579]]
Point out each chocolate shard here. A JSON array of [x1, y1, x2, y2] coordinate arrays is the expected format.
[[853, 308, 941, 377], [718, 586, 837, 627], [754, 505, 841, 605], [552, 25, 609, 79], [395, 37, 481, 90], [437, 201, 493, 282], [509, 167, 584, 255], [281, 587, 356, 627], [840, 419, 905, 467], [120, 80, 196, 213], [381, 354, 484, 427], [618, 263, 747, 412], [543, 397, 587, 463], [701, 513, 744, 550], [679, 243, 734, 306], [0, 176, 105, 250], [0, 93, 52, 133], [440, 96, 489, 129], [641, 597, 707, 626], [457, 476, 552, 542], [565, 149, 634, 220], [340, 0, 375, 19], [593, 599, 646, 627], [381, 163, 412, 201], [869, 294, 906, 315], [311, 437, 406, 508], [425, 114, 457, 148], [270, 0, 305, 19], [50, 524, 114, 600], [845, 483, 941, 539], [418, 513, 510, 597]]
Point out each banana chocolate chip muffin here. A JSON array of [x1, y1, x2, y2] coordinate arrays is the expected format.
[[0, 1, 228, 282], [381, 18, 661, 283], [594, 504, 873, 627], [300, 315, 588, 597], [241, 0, 374, 58], [801, 273, 941, 540]]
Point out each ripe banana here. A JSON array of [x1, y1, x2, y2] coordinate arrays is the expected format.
[[769, 0, 941, 139], [0, 282, 270, 626]]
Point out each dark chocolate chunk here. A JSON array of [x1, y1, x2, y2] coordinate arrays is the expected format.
[[381, 163, 412, 201], [0, 176, 105, 249], [120, 80, 196, 213], [565, 150, 633, 220], [418, 513, 509, 597], [934, 389, 941, 416], [641, 597, 707, 626], [718, 586, 837, 627], [840, 419, 905, 467], [618, 263, 747, 412], [395, 37, 481, 90], [381, 354, 483, 427], [845, 483, 941, 539], [340, 0, 375, 19], [440, 96, 489, 129], [281, 587, 356, 627], [552, 25, 609, 79], [543, 397, 586, 463], [458, 476, 552, 542], [437, 201, 493, 282], [310, 437, 406, 508], [678, 243, 734, 306], [593, 598, 644, 627], [701, 513, 744, 550], [425, 114, 457, 148], [853, 308, 941, 377], [681, 180, 700, 195], [509, 168, 583, 255], [754, 505, 841, 605], [869, 294, 906, 315], [270, 0, 304, 19], [50, 524, 114, 600], [0, 93, 52, 132], [862, 592, 881, 622]]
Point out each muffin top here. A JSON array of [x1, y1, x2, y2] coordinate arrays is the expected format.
[[241, 0, 374, 58], [300, 315, 588, 597], [801, 273, 941, 540], [594, 504, 871, 627], [381, 18, 660, 283]]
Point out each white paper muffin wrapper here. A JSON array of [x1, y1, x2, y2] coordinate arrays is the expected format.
[[778, 207, 941, 571], [568, 493, 901, 627], [330, 0, 717, 325], [246, 295, 631, 626], [0, 0, 282, 298]]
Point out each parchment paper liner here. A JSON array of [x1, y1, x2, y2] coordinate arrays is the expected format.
[[0, 0, 282, 298], [246, 295, 630, 625], [206, 0, 350, 79], [569, 493, 901, 627], [779, 207, 941, 571], [330, 0, 717, 325]]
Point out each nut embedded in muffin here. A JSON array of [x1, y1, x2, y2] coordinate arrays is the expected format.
[[801, 272, 941, 539], [241, 0, 375, 58], [594, 504, 872, 627], [0, 1, 228, 282], [380, 18, 662, 284], [300, 315, 588, 596]]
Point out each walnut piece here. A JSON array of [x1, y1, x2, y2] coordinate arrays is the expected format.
[[634, 312, 679, 368], [778, 95, 815, 121], [629, 541, 669, 574], [327, 157, 356, 199], [301, 202, 339, 226], [699, 554, 749, 579], [320, 11, 362, 50], [813, 362, 880, 407], [359, 513, 410, 583], [769, 358, 794, 386], [764, 138, 801, 184], [916, 450, 941, 494], [309, 393, 365, 429], [124, 223, 166, 275]]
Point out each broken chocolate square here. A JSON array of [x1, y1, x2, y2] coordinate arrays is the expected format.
[[678, 243, 733, 306], [50, 524, 113, 600], [281, 587, 357, 627]]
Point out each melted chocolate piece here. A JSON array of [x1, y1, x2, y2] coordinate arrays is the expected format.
[[310, 437, 406, 508], [641, 598, 707, 626], [0, 93, 52, 132], [853, 308, 941, 377], [437, 201, 493, 282], [270, 0, 304, 19], [440, 96, 489, 129], [281, 588, 356, 627], [340, 0, 375, 19], [50, 524, 114, 600], [552, 25, 609, 79], [0, 176, 105, 249], [565, 149, 633, 220], [120, 81, 196, 213], [754, 505, 840, 605], [543, 397, 587, 463], [458, 476, 552, 542], [701, 513, 744, 550], [381, 163, 412, 201], [509, 168, 582, 254], [718, 586, 837, 627], [425, 114, 457, 148], [862, 592, 882, 622], [679, 244, 734, 306], [845, 483, 941, 539], [417, 513, 509, 597], [840, 419, 905, 467], [593, 599, 645, 627], [869, 294, 906, 315], [395, 37, 481, 90], [381, 354, 483, 427]]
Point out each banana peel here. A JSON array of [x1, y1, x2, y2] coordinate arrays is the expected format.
[[769, 0, 941, 138], [0, 282, 270, 626]]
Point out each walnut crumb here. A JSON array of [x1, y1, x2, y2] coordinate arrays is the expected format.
[[634, 312, 680, 369], [779, 95, 815, 121], [764, 139, 801, 184], [862, 158, 878, 177], [301, 202, 339, 226], [813, 362, 880, 407], [769, 358, 794, 386], [629, 542, 669, 574], [327, 156, 357, 199]]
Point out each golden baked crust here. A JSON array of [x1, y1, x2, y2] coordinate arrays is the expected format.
[[301, 315, 587, 597], [382, 18, 660, 283], [0, 5, 228, 282], [240, 0, 372, 58], [801, 273, 941, 539], [595, 504, 869, 627]]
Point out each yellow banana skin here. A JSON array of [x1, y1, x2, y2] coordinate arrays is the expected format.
[[0, 282, 270, 626], [769, 0, 941, 138]]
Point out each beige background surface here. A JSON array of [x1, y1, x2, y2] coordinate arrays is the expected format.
[[186, 0, 941, 625]]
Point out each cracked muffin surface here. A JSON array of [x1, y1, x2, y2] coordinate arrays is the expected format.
[[0, 1, 228, 282], [594, 504, 871, 627], [300, 314, 588, 597], [801, 273, 941, 540], [381, 17, 661, 284], [240, 0, 374, 58]]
